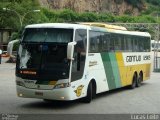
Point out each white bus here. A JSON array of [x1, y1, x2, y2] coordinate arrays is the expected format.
[[16, 23, 151, 103], [7, 39, 19, 56], [151, 40, 160, 51]]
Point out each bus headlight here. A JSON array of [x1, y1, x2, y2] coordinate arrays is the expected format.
[[54, 83, 70, 89], [16, 81, 25, 87]]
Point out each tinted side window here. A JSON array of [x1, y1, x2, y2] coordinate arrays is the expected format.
[[71, 29, 87, 81], [89, 31, 101, 53], [89, 31, 150, 53], [125, 35, 133, 52], [89, 31, 111, 53], [102, 33, 110, 52], [144, 37, 151, 52]]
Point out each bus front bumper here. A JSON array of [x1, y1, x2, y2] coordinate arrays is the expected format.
[[16, 85, 74, 101]]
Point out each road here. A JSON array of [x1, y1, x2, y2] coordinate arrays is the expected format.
[[0, 57, 160, 115]]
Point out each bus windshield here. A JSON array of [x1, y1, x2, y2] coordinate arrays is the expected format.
[[16, 28, 73, 81], [23, 28, 73, 43]]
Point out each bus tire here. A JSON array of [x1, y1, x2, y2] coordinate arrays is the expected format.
[[130, 74, 137, 89], [136, 73, 143, 87], [92, 81, 96, 99], [83, 82, 92, 103], [43, 99, 53, 102]]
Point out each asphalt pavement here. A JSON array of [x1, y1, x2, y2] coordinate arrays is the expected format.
[[0, 56, 160, 115]]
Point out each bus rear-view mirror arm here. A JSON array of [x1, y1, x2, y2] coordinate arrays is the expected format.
[[67, 42, 77, 60]]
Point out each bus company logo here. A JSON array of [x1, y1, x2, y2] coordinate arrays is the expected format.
[[126, 55, 151, 63], [89, 61, 98, 67], [74, 85, 84, 97]]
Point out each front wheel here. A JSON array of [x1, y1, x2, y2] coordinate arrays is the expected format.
[[83, 82, 92, 103], [43, 99, 54, 102]]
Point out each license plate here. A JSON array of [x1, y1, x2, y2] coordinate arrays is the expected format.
[[35, 92, 43, 96]]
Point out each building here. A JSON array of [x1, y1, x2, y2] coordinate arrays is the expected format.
[[0, 28, 12, 52]]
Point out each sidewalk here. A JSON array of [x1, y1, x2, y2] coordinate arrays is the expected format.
[[1, 57, 10, 64]]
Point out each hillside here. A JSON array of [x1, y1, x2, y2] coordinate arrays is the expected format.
[[0, 0, 160, 33], [39, 0, 146, 16]]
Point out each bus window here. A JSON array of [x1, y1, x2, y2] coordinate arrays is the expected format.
[[133, 37, 139, 52], [71, 29, 87, 81], [102, 33, 110, 52], [114, 34, 121, 51], [144, 37, 150, 52], [110, 34, 115, 52], [89, 31, 101, 53], [23, 28, 73, 43], [137, 37, 144, 52], [121, 35, 125, 51], [125, 36, 132, 52]]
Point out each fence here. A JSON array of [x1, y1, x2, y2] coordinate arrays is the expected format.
[[154, 56, 160, 72]]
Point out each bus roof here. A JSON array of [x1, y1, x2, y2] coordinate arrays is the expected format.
[[108, 29, 151, 37], [26, 23, 151, 38], [26, 23, 88, 29], [81, 22, 150, 37], [80, 22, 127, 31]]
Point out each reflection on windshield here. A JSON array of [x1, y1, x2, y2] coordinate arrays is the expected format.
[[17, 28, 73, 80], [23, 28, 73, 43], [18, 45, 31, 69], [17, 43, 70, 80]]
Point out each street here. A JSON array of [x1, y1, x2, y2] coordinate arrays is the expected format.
[[0, 57, 160, 114]]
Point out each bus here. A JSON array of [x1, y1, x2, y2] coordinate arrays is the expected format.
[[151, 40, 160, 51], [16, 23, 151, 103]]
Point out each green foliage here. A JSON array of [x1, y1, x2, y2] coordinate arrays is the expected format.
[[0, 0, 41, 30], [98, 13, 115, 22], [0, 0, 160, 40], [146, 0, 160, 6], [58, 9, 78, 22], [13, 40, 20, 51], [79, 12, 98, 22], [115, 15, 134, 23], [10, 32, 19, 40], [138, 16, 156, 23]]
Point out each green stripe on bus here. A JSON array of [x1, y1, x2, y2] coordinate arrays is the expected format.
[[101, 52, 116, 90], [109, 53, 121, 88]]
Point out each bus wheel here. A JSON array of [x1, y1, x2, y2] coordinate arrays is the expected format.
[[136, 73, 143, 87], [83, 82, 92, 103], [130, 74, 137, 89], [43, 99, 53, 102]]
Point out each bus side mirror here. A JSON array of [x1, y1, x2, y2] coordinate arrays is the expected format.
[[67, 42, 77, 60]]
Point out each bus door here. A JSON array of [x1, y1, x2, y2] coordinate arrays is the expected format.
[[71, 29, 87, 82]]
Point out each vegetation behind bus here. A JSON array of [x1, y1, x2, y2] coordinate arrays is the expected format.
[[0, 0, 159, 55], [1, 0, 160, 36]]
